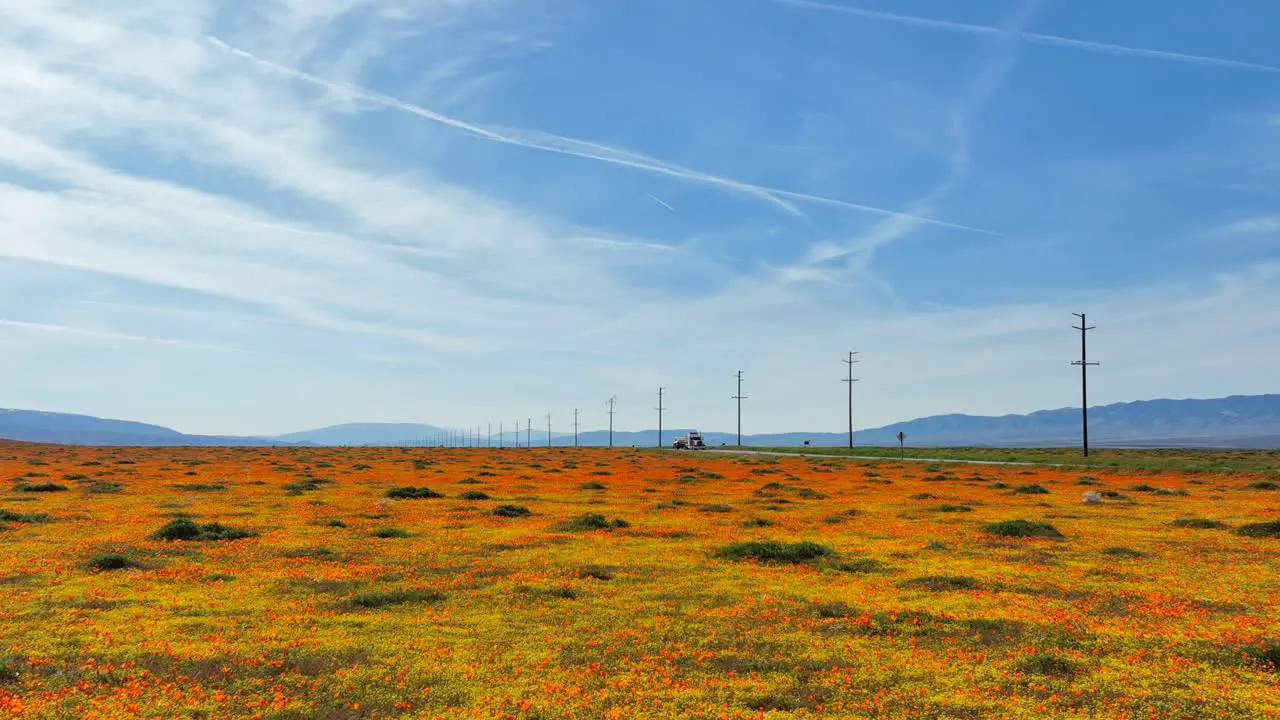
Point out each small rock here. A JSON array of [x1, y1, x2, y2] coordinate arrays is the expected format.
[[1082, 491, 1103, 505]]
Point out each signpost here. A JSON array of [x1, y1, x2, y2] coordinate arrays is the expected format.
[[897, 431, 906, 459]]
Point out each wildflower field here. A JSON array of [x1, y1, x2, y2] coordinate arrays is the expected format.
[[2, 442, 1279, 720]]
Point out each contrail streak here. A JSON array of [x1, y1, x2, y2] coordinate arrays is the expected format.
[[647, 194, 676, 212], [206, 36, 1000, 236], [773, 0, 1280, 74]]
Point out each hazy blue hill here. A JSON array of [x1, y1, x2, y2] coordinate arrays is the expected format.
[[270, 423, 448, 446], [1, 394, 1277, 448]]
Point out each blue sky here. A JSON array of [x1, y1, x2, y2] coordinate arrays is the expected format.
[[1, 0, 1278, 436]]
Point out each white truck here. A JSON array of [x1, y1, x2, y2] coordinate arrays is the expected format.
[[672, 430, 707, 450]]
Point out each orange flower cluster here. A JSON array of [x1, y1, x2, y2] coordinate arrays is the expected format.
[[0, 442, 1278, 719]]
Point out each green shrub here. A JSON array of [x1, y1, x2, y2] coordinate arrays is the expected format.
[[170, 484, 226, 492], [457, 478, 483, 485], [1101, 546, 1145, 558], [796, 488, 828, 499], [86, 553, 144, 571], [458, 491, 490, 500], [492, 505, 531, 518], [985, 520, 1064, 538], [62, 474, 89, 481], [1247, 481, 1278, 491], [372, 527, 410, 539], [743, 517, 774, 527], [84, 482, 124, 494], [1076, 476, 1102, 486], [1169, 518, 1228, 529], [348, 588, 445, 608], [699, 504, 734, 513], [1236, 521, 1280, 539], [150, 519, 256, 542], [576, 566, 614, 581], [1018, 653, 1078, 678], [911, 493, 937, 500], [1012, 484, 1049, 495], [15, 482, 67, 493], [1130, 484, 1158, 493], [385, 486, 444, 499], [0, 509, 49, 523], [578, 482, 607, 490], [936, 504, 973, 513], [323, 519, 348, 528], [717, 541, 833, 564], [556, 513, 629, 531]]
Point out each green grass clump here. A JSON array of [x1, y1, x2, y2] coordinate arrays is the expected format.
[[899, 575, 980, 591], [717, 541, 833, 564], [1012, 484, 1049, 495], [372, 527, 410, 539], [1076, 476, 1103, 485], [457, 491, 491, 500], [86, 553, 145, 571], [1169, 518, 1228, 529], [348, 588, 445, 609], [385, 486, 444, 499], [556, 513, 629, 531], [578, 482, 607, 490], [150, 519, 256, 542], [1018, 653, 1079, 678], [1101, 546, 1145, 558], [15, 482, 68, 493], [1247, 481, 1278, 490], [1246, 643, 1280, 672], [985, 520, 1064, 538], [84, 482, 124, 494], [0, 509, 49, 523], [492, 504, 531, 518], [170, 484, 226, 492], [283, 479, 333, 494], [699, 504, 734, 513], [935, 504, 973, 513], [1235, 521, 1280, 539]]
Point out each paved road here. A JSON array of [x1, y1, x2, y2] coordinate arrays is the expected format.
[[700, 448, 1067, 468]]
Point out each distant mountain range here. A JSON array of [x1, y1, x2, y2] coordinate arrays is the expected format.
[[2, 394, 1278, 448]]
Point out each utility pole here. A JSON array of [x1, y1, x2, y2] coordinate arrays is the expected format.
[[526, 418, 531, 449], [573, 408, 580, 448], [656, 387, 666, 448], [498, 423, 503, 449], [1071, 313, 1100, 457], [732, 370, 747, 447], [842, 351, 860, 449], [546, 413, 552, 448], [606, 396, 617, 449]]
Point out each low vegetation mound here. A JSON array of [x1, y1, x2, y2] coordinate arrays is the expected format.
[[1169, 518, 1228, 529], [491, 504, 531, 518], [86, 553, 145, 571], [899, 575, 981, 592], [1012, 484, 1049, 495], [0, 509, 49, 524], [985, 520, 1064, 538], [385, 486, 444, 499], [348, 589, 446, 609], [15, 482, 67, 493], [556, 513, 629, 531], [1235, 521, 1280, 539], [457, 491, 490, 500], [717, 541, 833, 564], [150, 519, 256, 542]]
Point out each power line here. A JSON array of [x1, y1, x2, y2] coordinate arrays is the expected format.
[[732, 370, 747, 447], [842, 351, 860, 449], [656, 387, 666, 448], [1071, 313, 1100, 457], [606, 396, 617, 449]]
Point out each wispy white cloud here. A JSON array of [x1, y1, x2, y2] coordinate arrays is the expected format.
[[773, 0, 1280, 74], [1212, 216, 1280, 237]]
